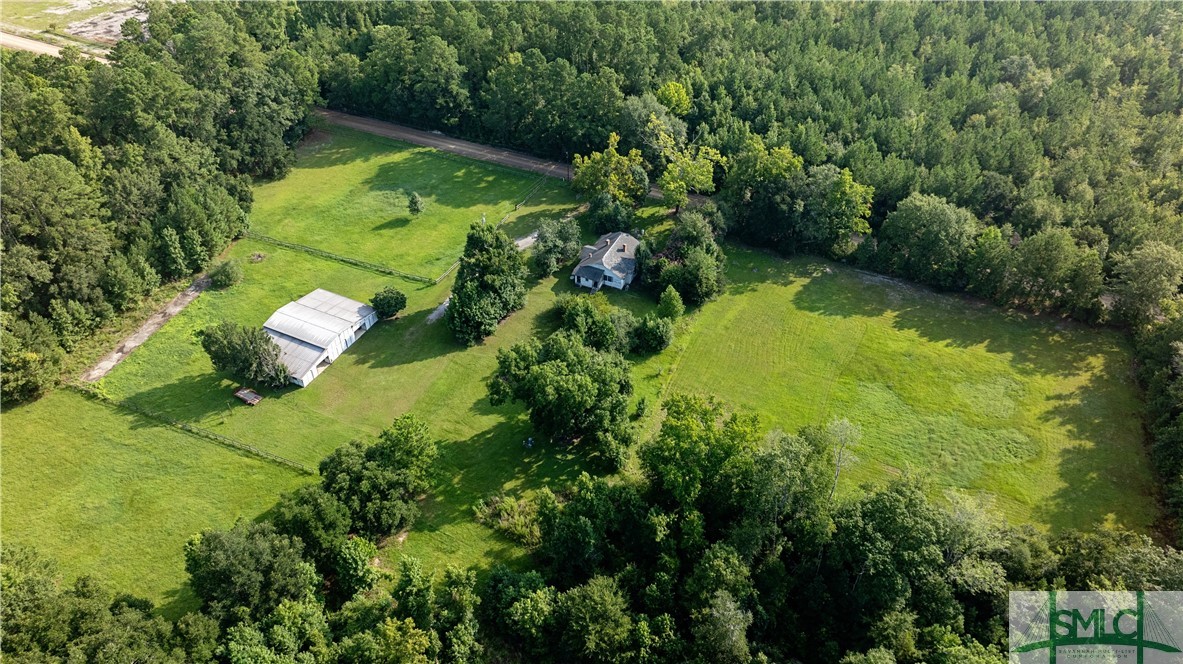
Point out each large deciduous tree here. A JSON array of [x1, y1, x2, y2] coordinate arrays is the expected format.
[[530, 217, 583, 276], [796, 164, 874, 258], [184, 520, 319, 623], [641, 209, 727, 305], [488, 331, 634, 467], [651, 117, 722, 212], [447, 222, 529, 345], [318, 414, 438, 538], [199, 321, 290, 388], [572, 133, 649, 204], [878, 193, 982, 290], [1111, 241, 1183, 327]]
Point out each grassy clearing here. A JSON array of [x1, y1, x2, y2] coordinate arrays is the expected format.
[[1, 130, 1156, 608], [0, 0, 130, 38], [633, 248, 1155, 532], [95, 241, 588, 582], [250, 125, 579, 279], [0, 389, 310, 618], [5, 241, 587, 603]]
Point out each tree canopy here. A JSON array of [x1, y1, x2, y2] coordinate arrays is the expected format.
[[488, 330, 634, 467], [447, 222, 529, 345]]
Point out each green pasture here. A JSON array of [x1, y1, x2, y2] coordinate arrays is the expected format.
[[633, 248, 1155, 532], [89, 238, 588, 585], [0, 128, 1157, 609], [0, 389, 310, 617], [250, 125, 579, 279]]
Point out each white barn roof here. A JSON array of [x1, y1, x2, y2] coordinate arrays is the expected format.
[[263, 289, 376, 380], [299, 289, 377, 324], [266, 329, 327, 379]]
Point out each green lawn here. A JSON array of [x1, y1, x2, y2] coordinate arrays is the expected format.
[[0, 130, 1158, 609], [250, 125, 580, 279], [633, 248, 1155, 532], [0, 389, 311, 618], [96, 239, 588, 583], [4, 240, 589, 606]]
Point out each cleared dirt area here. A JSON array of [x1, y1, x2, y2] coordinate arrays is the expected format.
[[66, 4, 143, 44], [0, 30, 64, 55]]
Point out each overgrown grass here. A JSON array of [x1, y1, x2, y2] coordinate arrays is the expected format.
[[250, 125, 580, 279]]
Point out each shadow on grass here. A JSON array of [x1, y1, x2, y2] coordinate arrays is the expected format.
[[785, 258, 1116, 378], [156, 584, 201, 621], [362, 151, 539, 213], [1031, 365, 1158, 535], [500, 208, 564, 240], [373, 216, 412, 231], [348, 310, 463, 370], [288, 134, 375, 170], [721, 248, 813, 296], [120, 372, 251, 423], [416, 414, 591, 538]]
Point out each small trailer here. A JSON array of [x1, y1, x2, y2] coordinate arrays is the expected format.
[[233, 387, 263, 406]]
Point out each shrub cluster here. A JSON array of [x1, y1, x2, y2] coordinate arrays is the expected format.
[[199, 321, 289, 388]]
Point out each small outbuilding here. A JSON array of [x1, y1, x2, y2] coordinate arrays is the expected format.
[[263, 289, 378, 387], [571, 231, 638, 291]]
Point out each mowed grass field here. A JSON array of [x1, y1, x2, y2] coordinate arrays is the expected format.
[[0, 125, 1157, 609], [250, 125, 579, 278], [0, 389, 310, 616], [633, 248, 1155, 532]]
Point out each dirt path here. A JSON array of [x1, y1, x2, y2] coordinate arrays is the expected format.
[[315, 109, 701, 203], [0, 30, 109, 62], [316, 109, 571, 180], [426, 297, 451, 324], [514, 231, 540, 251], [81, 277, 209, 382]]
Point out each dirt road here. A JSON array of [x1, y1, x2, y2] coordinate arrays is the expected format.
[[81, 277, 209, 382], [317, 109, 704, 203], [316, 109, 571, 180], [0, 30, 109, 63]]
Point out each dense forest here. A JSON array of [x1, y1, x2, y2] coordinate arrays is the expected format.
[[1, 2, 316, 402], [294, 1, 1183, 319], [4, 1, 1183, 662]]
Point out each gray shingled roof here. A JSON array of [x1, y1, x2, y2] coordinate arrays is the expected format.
[[573, 232, 638, 283]]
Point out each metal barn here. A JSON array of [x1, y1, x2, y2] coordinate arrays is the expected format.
[[262, 289, 379, 387]]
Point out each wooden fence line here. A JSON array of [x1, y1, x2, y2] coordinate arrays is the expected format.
[[66, 383, 316, 476], [243, 232, 436, 285]]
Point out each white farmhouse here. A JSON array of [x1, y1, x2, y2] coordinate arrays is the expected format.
[[263, 289, 378, 387], [571, 231, 639, 291]]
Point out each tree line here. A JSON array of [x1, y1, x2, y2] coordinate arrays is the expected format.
[[4, 397, 1181, 663], [272, 1, 1181, 318], [1, 1, 317, 403]]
